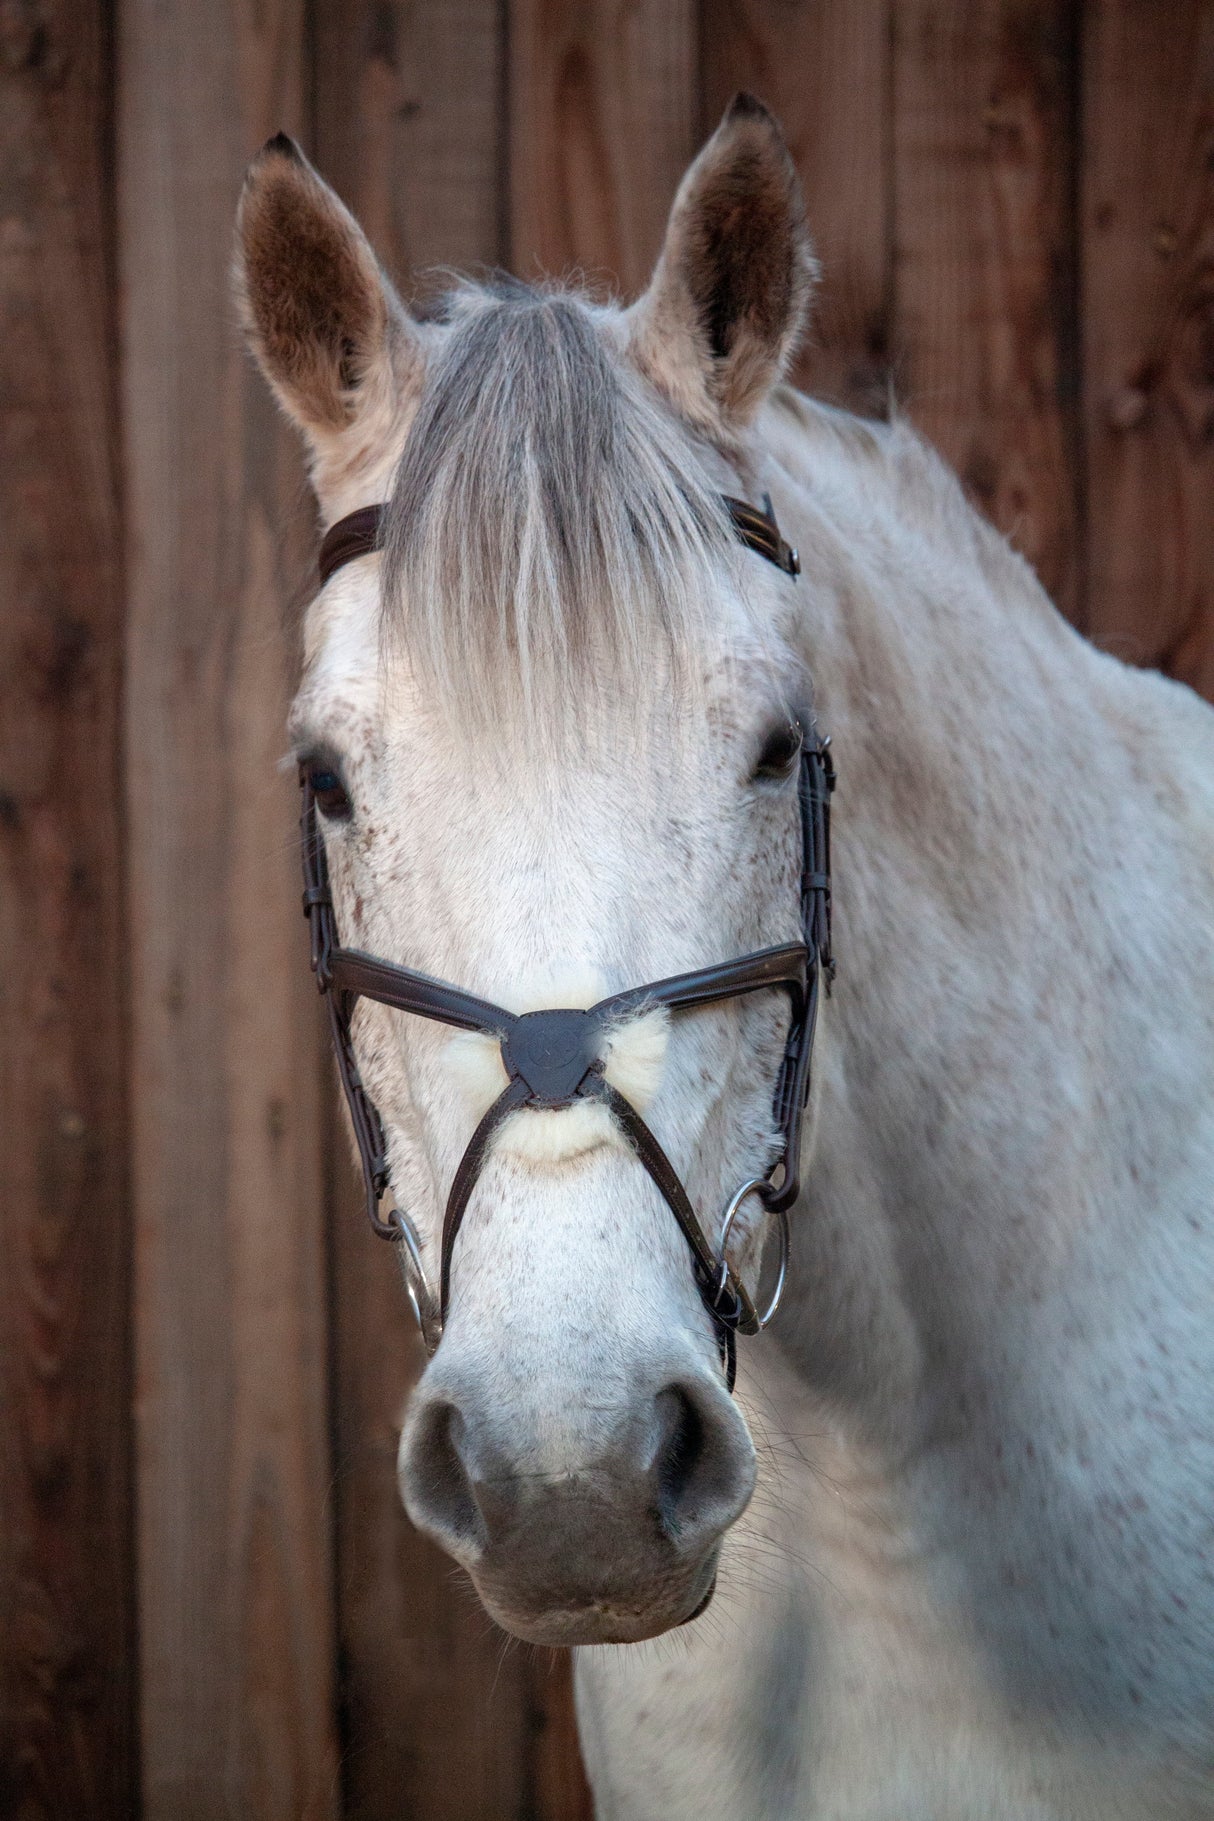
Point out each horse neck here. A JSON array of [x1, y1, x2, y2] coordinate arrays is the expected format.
[[761, 393, 1214, 1465]]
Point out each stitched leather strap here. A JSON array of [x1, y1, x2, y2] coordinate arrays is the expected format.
[[316, 493, 801, 586], [594, 1082, 760, 1335], [318, 504, 385, 587], [440, 1075, 534, 1312], [329, 949, 509, 1037], [720, 494, 800, 576], [596, 944, 807, 1022]]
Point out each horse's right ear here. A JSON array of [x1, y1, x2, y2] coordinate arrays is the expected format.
[[234, 134, 415, 451], [627, 95, 815, 435]]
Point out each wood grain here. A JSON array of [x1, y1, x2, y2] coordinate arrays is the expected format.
[[510, 0, 698, 295], [701, 0, 893, 416], [314, 0, 506, 305], [892, 0, 1082, 618], [0, 3, 135, 1812], [1082, 0, 1214, 691], [313, 6, 594, 1817], [120, 2, 338, 1814]]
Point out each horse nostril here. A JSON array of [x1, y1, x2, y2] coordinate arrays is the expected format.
[[651, 1380, 755, 1546], [401, 1398, 486, 1556], [654, 1384, 706, 1534]]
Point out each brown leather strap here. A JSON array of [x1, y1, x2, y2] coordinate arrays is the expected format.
[[598, 944, 807, 1023], [316, 493, 801, 586], [440, 1075, 533, 1312], [318, 504, 384, 587], [329, 948, 509, 1037], [594, 1081, 760, 1338], [721, 494, 800, 576]]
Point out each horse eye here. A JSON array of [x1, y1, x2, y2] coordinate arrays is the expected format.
[[753, 719, 803, 782], [307, 761, 352, 821]]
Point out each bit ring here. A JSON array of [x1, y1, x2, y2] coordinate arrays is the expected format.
[[717, 1177, 790, 1332]]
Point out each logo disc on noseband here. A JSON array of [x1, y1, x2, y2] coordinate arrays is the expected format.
[[500, 1008, 604, 1104]]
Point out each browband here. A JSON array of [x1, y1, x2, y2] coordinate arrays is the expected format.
[[318, 493, 800, 587]]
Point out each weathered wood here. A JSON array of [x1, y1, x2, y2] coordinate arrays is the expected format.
[[1082, 0, 1214, 692], [892, 0, 1082, 618], [314, 0, 506, 296], [313, 6, 592, 1817], [701, 0, 893, 416], [120, 3, 338, 1815], [0, 5, 135, 1812], [510, 0, 698, 295]]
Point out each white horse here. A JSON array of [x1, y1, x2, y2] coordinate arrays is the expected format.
[[236, 99, 1214, 1818]]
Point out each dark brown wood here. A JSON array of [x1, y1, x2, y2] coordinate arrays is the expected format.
[[701, 0, 893, 417], [314, 0, 507, 301], [892, 0, 1082, 619], [0, 5, 136, 1812], [120, 3, 339, 1814], [510, 0, 698, 295], [1082, 0, 1214, 692], [313, 7, 594, 1818]]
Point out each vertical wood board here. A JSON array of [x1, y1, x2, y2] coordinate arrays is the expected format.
[[892, 0, 1082, 618], [700, 0, 893, 416], [120, 2, 338, 1815], [0, 4, 136, 1812], [510, 0, 698, 295], [1082, 0, 1214, 692]]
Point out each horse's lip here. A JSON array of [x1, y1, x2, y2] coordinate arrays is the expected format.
[[476, 1554, 722, 1645], [679, 1568, 718, 1625]]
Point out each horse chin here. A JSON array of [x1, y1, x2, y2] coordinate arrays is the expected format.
[[473, 1555, 720, 1648]]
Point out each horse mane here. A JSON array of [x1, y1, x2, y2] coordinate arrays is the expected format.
[[379, 279, 734, 714]]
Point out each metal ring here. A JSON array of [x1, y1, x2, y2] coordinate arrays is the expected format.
[[387, 1206, 442, 1352], [717, 1177, 790, 1332]]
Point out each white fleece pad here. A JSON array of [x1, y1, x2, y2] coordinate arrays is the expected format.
[[444, 966, 670, 1164]]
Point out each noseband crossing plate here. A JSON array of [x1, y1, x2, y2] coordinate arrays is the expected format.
[[301, 492, 834, 1389]]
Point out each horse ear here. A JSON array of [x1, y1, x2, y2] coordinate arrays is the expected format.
[[234, 133, 416, 450], [628, 94, 816, 431]]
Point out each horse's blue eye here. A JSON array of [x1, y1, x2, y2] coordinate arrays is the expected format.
[[307, 763, 352, 820]]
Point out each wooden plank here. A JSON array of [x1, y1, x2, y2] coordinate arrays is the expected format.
[[510, 0, 698, 295], [892, 0, 1082, 619], [700, 0, 893, 416], [120, 3, 339, 1815], [1082, 0, 1214, 693], [0, 6, 136, 1812], [313, 6, 594, 1817]]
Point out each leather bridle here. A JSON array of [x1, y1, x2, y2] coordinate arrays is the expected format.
[[301, 493, 834, 1389]]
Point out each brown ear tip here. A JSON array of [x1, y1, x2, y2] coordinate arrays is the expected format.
[[258, 129, 304, 164], [726, 91, 775, 126]]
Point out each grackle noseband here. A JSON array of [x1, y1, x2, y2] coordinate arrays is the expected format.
[[301, 493, 834, 1389]]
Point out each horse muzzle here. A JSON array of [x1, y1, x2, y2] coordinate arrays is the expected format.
[[398, 1354, 756, 1645]]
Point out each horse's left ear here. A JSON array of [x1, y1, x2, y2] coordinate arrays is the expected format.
[[627, 94, 816, 432], [234, 133, 418, 462]]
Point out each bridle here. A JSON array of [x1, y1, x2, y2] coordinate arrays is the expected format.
[[301, 493, 835, 1390]]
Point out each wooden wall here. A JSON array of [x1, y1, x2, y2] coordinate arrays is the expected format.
[[0, 3, 1210, 1816]]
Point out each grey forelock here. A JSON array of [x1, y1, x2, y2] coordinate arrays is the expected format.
[[379, 281, 732, 718]]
